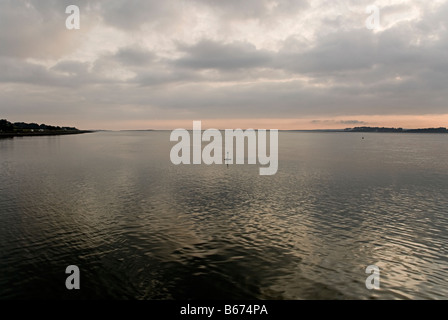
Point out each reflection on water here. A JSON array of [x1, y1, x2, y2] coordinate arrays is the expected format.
[[0, 132, 447, 299]]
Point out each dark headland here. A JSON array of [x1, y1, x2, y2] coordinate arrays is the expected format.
[[0, 119, 93, 138]]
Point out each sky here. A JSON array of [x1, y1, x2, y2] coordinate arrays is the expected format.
[[0, 0, 447, 130]]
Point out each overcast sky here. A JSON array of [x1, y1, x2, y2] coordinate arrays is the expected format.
[[1, 0, 447, 130]]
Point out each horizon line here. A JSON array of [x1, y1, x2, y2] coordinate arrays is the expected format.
[[92, 126, 447, 132]]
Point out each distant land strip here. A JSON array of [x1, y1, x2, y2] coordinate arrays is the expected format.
[[344, 127, 448, 133], [0, 119, 93, 138]]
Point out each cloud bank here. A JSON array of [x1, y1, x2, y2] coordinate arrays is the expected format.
[[1, 0, 447, 129]]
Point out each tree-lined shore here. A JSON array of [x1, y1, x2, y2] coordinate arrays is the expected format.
[[344, 126, 448, 133], [0, 119, 93, 138]]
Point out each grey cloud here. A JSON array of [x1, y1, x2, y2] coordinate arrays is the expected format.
[[176, 40, 274, 70], [90, 45, 158, 82], [277, 27, 417, 75], [0, 57, 111, 88], [52, 60, 91, 76], [192, 0, 309, 20], [92, 46, 198, 86], [0, 57, 53, 84], [0, 0, 94, 59], [192, 0, 272, 19], [133, 69, 203, 87], [114, 46, 157, 66], [100, 0, 180, 31]]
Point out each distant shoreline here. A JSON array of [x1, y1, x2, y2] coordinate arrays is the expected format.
[[283, 130, 448, 133], [3, 129, 447, 136], [283, 127, 448, 133], [344, 127, 448, 134], [0, 130, 95, 139]]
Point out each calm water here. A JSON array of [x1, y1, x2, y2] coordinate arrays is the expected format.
[[0, 131, 447, 300]]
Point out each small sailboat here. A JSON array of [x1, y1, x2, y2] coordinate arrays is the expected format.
[[224, 152, 231, 167]]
